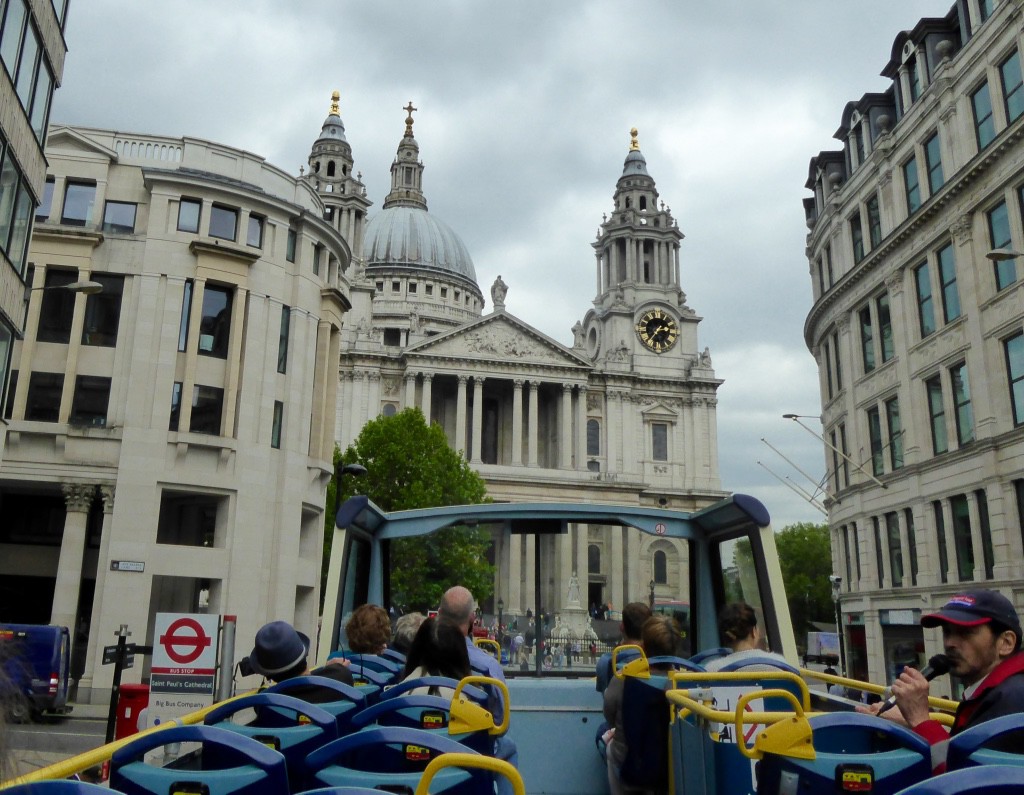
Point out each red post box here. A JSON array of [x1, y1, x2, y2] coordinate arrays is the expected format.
[[114, 683, 149, 740]]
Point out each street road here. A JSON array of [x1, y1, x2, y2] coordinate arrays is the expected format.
[[9, 715, 106, 757]]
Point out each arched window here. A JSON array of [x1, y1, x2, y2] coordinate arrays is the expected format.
[[313, 162, 320, 173], [586, 419, 600, 456], [640, 196, 648, 211], [654, 550, 667, 584], [327, 161, 336, 177], [382, 403, 397, 417], [588, 544, 600, 574]]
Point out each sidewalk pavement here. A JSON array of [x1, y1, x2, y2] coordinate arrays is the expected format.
[[7, 702, 112, 782]]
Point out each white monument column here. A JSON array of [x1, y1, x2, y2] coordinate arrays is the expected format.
[[50, 484, 95, 633], [560, 383, 573, 468], [512, 379, 524, 465], [575, 386, 587, 469], [455, 375, 468, 454], [471, 377, 484, 464], [405, 373, 417, 407], [527, 381, 539, 466], [421, 373, 433, 420]]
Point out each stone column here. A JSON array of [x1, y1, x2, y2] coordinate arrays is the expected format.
[[614, 525, 627, 612], [576, 386, 587, 468], [558, 532, 573, 612], [50, 484, 95, 634], [523, 535, 536, 613], [512, 379, 524, 465], [405, 373, 417, 408], [967, 493, 985, 581], [576, 522, 588, 597], [80, 485, 115, 692], [368, 372, 381, 418], [897, 511, 912, 587], [560, 383, 573, 469], [508, 532, 522, 613], [606, 391, 620, 474], [941, 500, 958, 583], [471, 377, 484, 464], [455, 375, 468, 455], [878, 518, 893, 589], [421, 374, 433, 421], [527, 381, 539, 467]]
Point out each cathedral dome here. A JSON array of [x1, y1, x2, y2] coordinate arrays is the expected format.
[[363, 205, 478, 284]]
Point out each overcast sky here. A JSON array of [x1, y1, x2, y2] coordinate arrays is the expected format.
[[51, 1, 947, 530]]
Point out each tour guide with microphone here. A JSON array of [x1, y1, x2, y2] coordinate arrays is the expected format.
[[877, 654, 952, 715]]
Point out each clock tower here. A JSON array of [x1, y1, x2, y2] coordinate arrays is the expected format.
[[581, 128, 703, 373]]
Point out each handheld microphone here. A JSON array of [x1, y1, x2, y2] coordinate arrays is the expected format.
[[877, 654, 951, 715]]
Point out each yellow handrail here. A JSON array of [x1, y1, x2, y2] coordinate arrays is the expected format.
[[453, 675, 511, 735], [800, 667, 959, 714], [668, 669, 812, 711], [473, 637, 501, 660], [414, 752, 524, 795]]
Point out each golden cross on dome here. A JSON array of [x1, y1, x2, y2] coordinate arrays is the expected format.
[[629, 127, 640, 151], [330, 90, 340, 116], [404, 101, 417, 137]]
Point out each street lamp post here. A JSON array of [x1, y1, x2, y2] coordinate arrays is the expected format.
[[497, 597, 504, 651], [830, 575, 846, 677], [30, 280, 104, 295], [649, 579, 655, 609]]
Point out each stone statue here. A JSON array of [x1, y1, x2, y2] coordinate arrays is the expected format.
[[566, 571, 582, 606], [700, 346, 712, 367], [491, 275, 508, 310], [571, 321, 585, 349]]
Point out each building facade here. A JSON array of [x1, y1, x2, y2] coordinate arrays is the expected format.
[[0, 125, 351, 700], [0, 0, 68, 464], [803, 0, 1024, 688], [318, 107, 726, 618]]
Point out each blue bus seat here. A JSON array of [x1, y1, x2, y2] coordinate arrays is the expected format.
[[343, 653, 402, 676], [894, 765, 1024, 793], [204, 691, 338, 789], [305, 726, 489, 795], [714, 657, 804, 714], [757, 712, 932, 795], [381, 648, 407, 665], [265, 675, 366, 734], [109, 724, 289, 795], [381, 676, 488, 705], [948, 713, 1024, 770], [617, 673, 671, 791], [349, 693, 495, 755], [648, 654, 706, 673], [2, 783, 110, 795], [690, 647, 731, 666], [346, 663, 392, 688]]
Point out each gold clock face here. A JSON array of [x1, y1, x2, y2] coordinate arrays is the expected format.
[[635, 309, 678, 353]]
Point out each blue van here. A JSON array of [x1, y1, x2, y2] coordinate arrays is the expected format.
[[0, 624, 72, 721]]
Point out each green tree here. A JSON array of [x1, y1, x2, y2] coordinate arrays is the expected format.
[[322, 408, 493, 611], [774, 522, 834, 640]]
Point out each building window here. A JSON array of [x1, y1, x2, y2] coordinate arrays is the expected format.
[[886, 512, 903, 587], [271, 401, 283, 449], [651, 423, 668, 461], [859, 306, 875, 373], [1006, 332, 1024, 426], [1016, 480, 1024, 554], [286, 228, 297, 262], [824, 341, 835, 401], [190, 385, 224, 435], [4, 368, 16, 420], [950, 361, 974, 446], [0, 0, 28, 78], [926, 375, 948, 454], [867, 407, 884, 477], [588, 544, 601, 575], [36, 177, 53, 221], [873, 517, 884, 589], [25, 371, 63, 421], [408, 282, 417, 294], [392, 281, 400, 292], [82, 274, 124, 347], [903, 156, 921, 215], [866, 195, 881, 248], [924, 132, 943, 195], [169, 381, 182, 431], [60, 181, 96, 226], [157, 491, 224, 547], [933, 501, 948, 584], [830, 331, 842, 395], [914, 262, 935, 338], [1001, 50, 1024, 124], [839, 424, 850, 486], [381, 403, 397, 417], [277, 305, 289, 374], [907, 57, 922, 102], [976, 489, 994, 580], [653, 550, 667, 584], [178, 280, 193, 352], [850, 213, 865, 263], [950, 494, 974, 581], [0, 146, 33, 273], [937, 243, 961, 323], [70, 375, 111, 427], [102, 201, 137, 234], [905, 509, 918, 586], [177, 198, 201, 233], [586, 419, 600, 456], [198, 285, 232, 358], [842, 526, 852, 584], [209, 205, 238, 241], [440, 287, 448, 299], [36, 268, 76, 343], [246, 214, 264, 247], [877, 293, 893, 363], [885, 396, 903, 470], [979, 0, 993, 21], [988, 201, 1015, 290], [851, 521, 861, 581], [972, 82, 995, 150], [383, 328, 401, 346], [425, 284, 433, 296]]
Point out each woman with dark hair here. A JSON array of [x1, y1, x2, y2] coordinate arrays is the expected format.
[[705, 602, 791, 672], [345, 604, 391, 655], [399, 617, 471, 697]]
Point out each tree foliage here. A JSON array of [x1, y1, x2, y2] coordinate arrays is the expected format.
[[774, 522, 834, 639], [322, 408, 493, 612]]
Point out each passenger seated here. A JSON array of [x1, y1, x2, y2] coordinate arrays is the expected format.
[[397, 616, 471, 698], [603, 614, 677, 795], [704, 602, 791, 672], [391, 611, 426, 656], [596, 602, 652, 693], [345, 603, 391, 655], [245, 620, 353, 697]]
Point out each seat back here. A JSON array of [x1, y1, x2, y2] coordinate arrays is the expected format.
[[305, 726, 488, 795], [3, 783, 111, 795], [689, 647, 731, 666], [109, 724, 289, 795], [948, 713, 1024, 770], [265, 675, 366, 733], [344, 653, 402, 676], [757, 712, 932, 795], [893, 765, 1024, 794], [204, 691, 338, 788], [381, 648, 407, 665], [350, 692, 494, 755], [381, 676, 487, 705], [618, 674, 671, 790], [346, 663, 392, 688]]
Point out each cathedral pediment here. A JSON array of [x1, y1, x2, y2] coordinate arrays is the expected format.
[[46, 127, 119, 161], [405, 311, 590, 368]]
